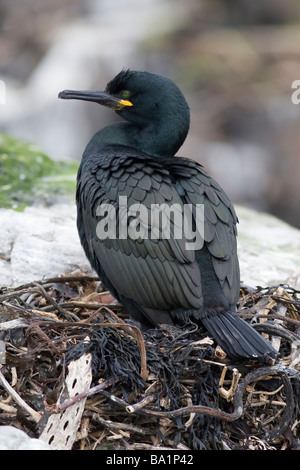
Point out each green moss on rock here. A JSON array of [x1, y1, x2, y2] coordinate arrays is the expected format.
[[0, 133, 78, 210]]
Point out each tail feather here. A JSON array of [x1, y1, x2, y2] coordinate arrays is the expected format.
[[201, 310, 277, 361]]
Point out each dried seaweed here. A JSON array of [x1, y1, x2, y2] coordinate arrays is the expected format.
[[0, 275, 299, 450]]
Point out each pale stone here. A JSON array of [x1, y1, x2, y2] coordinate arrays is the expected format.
[[0, 426, 51, 450], [0, 204, 299, 289], [0, 204, 93, 287], [236, 205, 300, 289]]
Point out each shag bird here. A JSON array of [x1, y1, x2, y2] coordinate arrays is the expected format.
[[59, 70, 276, 361]]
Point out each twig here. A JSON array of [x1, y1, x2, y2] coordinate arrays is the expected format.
[[25, 323, 62, 353], [57, 378, 116, 411], [43, 301, 121, 312], [126, 394, 157, 413], [32, 282, 79, 321], [0, 276, 99, 293], [93, 415, 149, 436], [219, 367, 241, 402], [0, 287, 43, 303], [0, 368, 41, 423], [253, 323, 300, 343], [0, 318, 29, 331], [239, 312, 300, 328]]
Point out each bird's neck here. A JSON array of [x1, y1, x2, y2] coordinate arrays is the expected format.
[[132, 122, 183, 157], [94, 120, 188, 158]]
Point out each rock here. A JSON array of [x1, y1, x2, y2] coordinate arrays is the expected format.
[[0, 203, 299, 290], [237, 205, 300, 289], [0, 426, 52, 450], [0, 204, 93, 287]]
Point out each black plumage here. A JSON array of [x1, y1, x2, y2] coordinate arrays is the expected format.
[[59, 70, 277, 361]]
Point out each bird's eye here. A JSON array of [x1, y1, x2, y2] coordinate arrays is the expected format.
[[122, 90, 131, 99]]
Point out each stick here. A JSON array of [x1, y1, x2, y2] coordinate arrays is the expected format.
[[0, 368, 41, 423], [57, 379, 116, 411], [126, 393, 157, 413]]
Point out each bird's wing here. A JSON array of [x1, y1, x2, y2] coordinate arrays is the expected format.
[[76, 147, 203, 321], [167, 157, 240, 307]]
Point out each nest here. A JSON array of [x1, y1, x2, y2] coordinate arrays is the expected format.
[[0, 274, 299, 450]]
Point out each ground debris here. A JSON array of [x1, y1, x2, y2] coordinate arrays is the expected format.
[[0, 275, 299, 450]]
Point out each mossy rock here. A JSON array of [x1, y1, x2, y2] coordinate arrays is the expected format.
[[0, 133, 79, 210]]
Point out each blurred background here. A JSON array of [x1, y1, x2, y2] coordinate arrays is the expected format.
[[1, 0, 300, 227]]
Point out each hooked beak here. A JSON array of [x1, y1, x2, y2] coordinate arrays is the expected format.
[[58, 89, 133, 111]]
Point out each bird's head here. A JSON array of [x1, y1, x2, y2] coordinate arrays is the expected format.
[[59, 70, 190, 156]]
